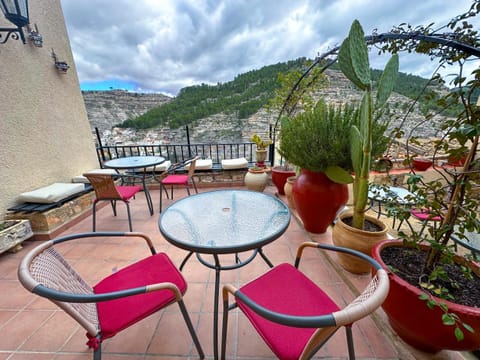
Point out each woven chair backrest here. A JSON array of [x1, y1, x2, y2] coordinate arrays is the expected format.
[[29, 247, 100, 336], [300, 269, 389, 360], [186, 157, 198, 179], [84, 173, 121, 200]]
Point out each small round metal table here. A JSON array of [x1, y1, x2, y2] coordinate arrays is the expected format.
[[159, 189, 291, 360], [103, 156, 165, 215]]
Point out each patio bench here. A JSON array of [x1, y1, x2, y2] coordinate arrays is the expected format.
[[6, 183, 94, 240], [9, 183, 91, 213]]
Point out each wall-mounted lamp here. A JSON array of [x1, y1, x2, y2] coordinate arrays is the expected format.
[[0, 0, 29, 44], [51, 48, 69, 73], [27, 23, 42, 47]]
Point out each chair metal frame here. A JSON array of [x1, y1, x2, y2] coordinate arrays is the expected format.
[[221, 242, 389, 360], [83, 173, 142, 231], [18, 232, 204, 360], [157, 156, 199, 212]]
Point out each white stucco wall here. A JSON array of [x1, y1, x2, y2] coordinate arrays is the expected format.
[[0, 0, 98, 217]]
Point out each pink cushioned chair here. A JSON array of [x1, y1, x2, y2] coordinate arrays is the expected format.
[[84, 173, 142, 231], [18, 232, 204, 360], [410, 208, 444, 237], [221, 242, 389, 360], [157, 156, 199, 212]]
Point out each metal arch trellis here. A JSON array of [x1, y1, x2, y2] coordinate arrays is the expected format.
[[271, 31, 480, 164]]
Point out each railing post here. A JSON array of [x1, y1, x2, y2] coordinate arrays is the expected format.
[[269, 124, 275, 166]]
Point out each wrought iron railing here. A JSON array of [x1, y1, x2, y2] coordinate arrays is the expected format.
[[96, 142, 274, 168]]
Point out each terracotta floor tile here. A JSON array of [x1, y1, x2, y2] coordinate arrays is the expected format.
[[0, 186, 472, 359]]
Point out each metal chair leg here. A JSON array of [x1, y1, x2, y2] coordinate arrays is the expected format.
[[345, 325, 356, 360], [125, 202, 133, 232], [92, 201, 97, 232], [178, 300, 205, 359]]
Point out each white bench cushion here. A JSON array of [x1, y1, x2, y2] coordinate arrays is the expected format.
[[221, 157, 249, 170], [185, 159, 212, 170], [144, 160, 172, 172], [18, 183, 86, 204], [72, 168, 118, 183]]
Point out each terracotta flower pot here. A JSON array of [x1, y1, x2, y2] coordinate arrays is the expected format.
[[331, 211, 388, 274], [283, 175, 296, 209], [372, 240, 480, 353], [292, 169, 348, 234]]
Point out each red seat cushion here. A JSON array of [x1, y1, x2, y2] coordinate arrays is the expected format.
[[161, 174, 188, 185], [237, 263, 340, 360], [116, 185, 142, 201], [93, 253, 186, 341], [411, 208, 442, 221]]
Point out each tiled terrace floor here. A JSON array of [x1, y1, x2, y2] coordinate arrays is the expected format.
[[0, 185, 477, 359]]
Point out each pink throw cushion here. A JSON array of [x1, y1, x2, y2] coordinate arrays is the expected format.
[[411, 208, 442, 221], [93, 253, 186, 341], [237, 263, 340, 360], [162, 174, 188, 185], [116, 185, 142, 201]]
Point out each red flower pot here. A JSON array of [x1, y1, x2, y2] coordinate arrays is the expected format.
[[271, 166, 296, 195], [372, 240, 480, 353], [292, 169, 348, 233], [413, 158, 433, 171]]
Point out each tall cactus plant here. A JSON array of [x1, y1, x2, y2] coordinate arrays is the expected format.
[[337, 20, 399, 229]]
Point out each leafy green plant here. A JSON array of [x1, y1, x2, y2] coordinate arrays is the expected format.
[[250, 134, 272, 150], [278, 99, 356, 174]]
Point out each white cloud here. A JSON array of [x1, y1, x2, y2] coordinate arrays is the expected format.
[[60, 0, 480, 95]]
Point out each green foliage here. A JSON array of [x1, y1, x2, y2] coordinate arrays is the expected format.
[[116, 58, 309, 129], [278, 100, 357, 173], [250, 134, 272, 150]]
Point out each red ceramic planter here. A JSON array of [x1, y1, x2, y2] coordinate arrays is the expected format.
[[413, 158, 433, 171], [292, 169, 348, 234], [271, 166, 296, 195], [372, 240, 480, 353]]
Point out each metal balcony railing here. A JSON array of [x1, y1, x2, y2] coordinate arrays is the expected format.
[[96, 142, 274, 168]]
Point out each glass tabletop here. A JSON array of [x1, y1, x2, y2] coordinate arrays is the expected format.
[[103, 155, 165, 169], [368, 185, 417, 204], [451, 225, 480, 252], [158, 189, 291, 254]]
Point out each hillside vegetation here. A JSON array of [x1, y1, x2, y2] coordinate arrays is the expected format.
[[117, 58, 452, 131]]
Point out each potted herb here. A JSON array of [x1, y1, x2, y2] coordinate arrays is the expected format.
[[278, 99, 356, 233]]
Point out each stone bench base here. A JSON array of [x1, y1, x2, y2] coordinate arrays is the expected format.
[[5, 192, 95, 241]]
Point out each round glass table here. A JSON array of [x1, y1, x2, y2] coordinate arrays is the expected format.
[[159, 189, 290, 359]]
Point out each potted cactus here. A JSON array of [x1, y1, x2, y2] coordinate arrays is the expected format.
[[328, 19, 399, 273]]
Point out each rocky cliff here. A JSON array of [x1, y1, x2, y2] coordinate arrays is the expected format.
[[82, 90, 172, 132], [82, 70, 448, 149]]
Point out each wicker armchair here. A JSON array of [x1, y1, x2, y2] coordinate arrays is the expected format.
[[18, 232, 204, 360], [221, 242, 389, 360]]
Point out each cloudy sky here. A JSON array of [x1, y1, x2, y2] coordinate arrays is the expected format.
[[60, 0, 479, 96]]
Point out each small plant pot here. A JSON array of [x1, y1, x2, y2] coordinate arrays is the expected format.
[[413, 158, 433, 171]]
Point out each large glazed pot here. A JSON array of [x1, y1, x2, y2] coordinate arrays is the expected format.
[[244, 168, 268, 192], [332, 211, 388, 274], [292, 169, 348, 233], [271, 166, 296, 195], [372, 240, 480, 353]]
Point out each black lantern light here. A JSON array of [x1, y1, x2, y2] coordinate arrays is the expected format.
[[0, 0, 29, 44]]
